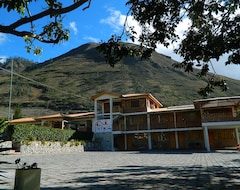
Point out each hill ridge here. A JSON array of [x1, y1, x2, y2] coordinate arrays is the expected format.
[[0, 42, 239, 117]]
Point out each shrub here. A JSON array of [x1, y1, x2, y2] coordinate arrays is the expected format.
[[0, 118, 8, 135], [9, 124, 75, 142]]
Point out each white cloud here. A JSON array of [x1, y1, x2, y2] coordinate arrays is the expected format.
[[209, 56, 240, 80], [0, 33, 7, 45], [0, 56, 7, 63], [83, 36, 100, 43], [69, 22, 78, 35], [100, 8, 126, 32], [101, 7, 240, 80]]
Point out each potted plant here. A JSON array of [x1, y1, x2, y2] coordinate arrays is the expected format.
[[14, 158, 41, 190]]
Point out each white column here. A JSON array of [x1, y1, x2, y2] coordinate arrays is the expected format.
[[93, 100, 98, 140], [110, 98, 113, 121], [174, 112, 179, 149], [203, 126, 210, 152], [147, 114, 152, 150], [94, 100, 97, 118], [109, 98, 114, 151], [111, 134, 114, 151], [236, 128, 240, 144], [124, 116, 127, 150]]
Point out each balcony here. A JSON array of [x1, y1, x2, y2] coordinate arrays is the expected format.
[[202, 113, 240, 122]]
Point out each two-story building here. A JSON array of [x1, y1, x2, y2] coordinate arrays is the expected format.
[[91, 92, 240, 151], [9, 91, 240, 152]]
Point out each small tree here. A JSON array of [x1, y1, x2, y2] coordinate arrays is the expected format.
[[13, 105, 22, 119]]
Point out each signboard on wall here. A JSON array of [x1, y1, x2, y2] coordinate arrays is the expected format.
[[93, 119, 112, 133]]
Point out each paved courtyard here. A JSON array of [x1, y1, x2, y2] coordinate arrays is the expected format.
[[0, 150, 240, 190]]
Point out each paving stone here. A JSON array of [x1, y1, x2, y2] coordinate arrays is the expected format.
[[0, 150, 240, 189]]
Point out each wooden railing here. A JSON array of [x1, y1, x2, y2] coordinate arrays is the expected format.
[[202, 114, 240, 122]]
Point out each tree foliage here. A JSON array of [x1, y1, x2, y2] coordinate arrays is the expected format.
[[98, 0, 240, 97], [0, 0, 91, 54], [0, 0, 239, 97], [13, 104, 22, 119]]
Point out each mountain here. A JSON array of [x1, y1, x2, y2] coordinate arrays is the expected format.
[[0, 42, 239, 117]]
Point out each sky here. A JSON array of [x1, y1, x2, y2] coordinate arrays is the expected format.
[[0, 0, 239, 80]]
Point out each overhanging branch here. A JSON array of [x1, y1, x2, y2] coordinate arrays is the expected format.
[[0, 0, 89, 33]]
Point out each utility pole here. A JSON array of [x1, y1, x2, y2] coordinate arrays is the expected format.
[[8, 59, 13, 121]]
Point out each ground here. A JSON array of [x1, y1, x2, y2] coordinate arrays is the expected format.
[[1, 150, 240, 189]]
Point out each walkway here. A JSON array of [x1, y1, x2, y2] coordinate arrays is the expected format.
[[1, 150, 240, 189]]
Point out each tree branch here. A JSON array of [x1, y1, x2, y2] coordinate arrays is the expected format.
[[82, 0, 92, 11], [0, 0, 89, 33]]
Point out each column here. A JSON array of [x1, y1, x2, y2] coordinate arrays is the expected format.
[[147, 114, 152, 150], [203, 126, 210, 152], [236, 128, 240, 144], [94, 100, 97, 118], [174, 112, 179, 149], [109, 98, 114, 151], [61, 120, 64, 130], [124, 116, 127, 150]]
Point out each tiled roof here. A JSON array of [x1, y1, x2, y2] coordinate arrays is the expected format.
[[194, 96, 240, 108], [194, 96, 240, 103], [64, 112, 94, 118], [149, 105, 195, 113], [91, 91, 120, 100], [35, 113, 63, 120], [9, 117, 36, 124], [122, 93, 163, 107]]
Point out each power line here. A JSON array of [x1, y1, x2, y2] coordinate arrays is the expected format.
[[0, 66, 83, 99]]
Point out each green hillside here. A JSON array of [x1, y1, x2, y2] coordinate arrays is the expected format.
[[0, 43, 239, 117]]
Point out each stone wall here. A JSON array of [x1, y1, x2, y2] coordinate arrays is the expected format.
[[0, 141, 12, 149], [19, 141, 84, 154]]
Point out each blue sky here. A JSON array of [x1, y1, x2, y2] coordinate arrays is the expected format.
[[0, 1, 239, 80]]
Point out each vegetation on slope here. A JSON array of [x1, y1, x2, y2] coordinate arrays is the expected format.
[[0, 43, 239, 117]]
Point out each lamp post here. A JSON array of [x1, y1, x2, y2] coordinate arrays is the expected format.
[[8, 59, 13, 121]]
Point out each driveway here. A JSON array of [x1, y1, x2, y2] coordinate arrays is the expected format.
[[1, 150, 240, 189]]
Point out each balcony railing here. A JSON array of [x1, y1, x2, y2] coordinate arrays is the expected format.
[[202, 114, 240, 122]]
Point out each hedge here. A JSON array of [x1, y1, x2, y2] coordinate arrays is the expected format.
[[6, 124, 88, 142]]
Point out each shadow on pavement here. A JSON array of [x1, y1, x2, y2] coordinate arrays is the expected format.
[[0, 161, 14, 187], [41, 164, 240, 190]]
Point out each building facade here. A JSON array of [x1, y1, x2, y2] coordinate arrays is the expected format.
[[91, 92, 240, 151], [10, 91, 240, 152]]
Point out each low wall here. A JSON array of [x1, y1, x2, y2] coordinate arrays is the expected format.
[[18, 141, 84, 154], [0, 141, 12, 149]]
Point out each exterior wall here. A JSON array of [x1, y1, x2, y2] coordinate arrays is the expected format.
[[126, 115, 147, 131], [151, 132, 173, 150], [202, 107, 237, 122], [150, 113, 174, 129], [178, 131, 204, 149], [122, 98, 147, 113], [94, 132, 113, 151], [208, 128, 237, 149], [70, 120, 92, 132], [114, 134, 125, 150], [92, 93, 240, 151], [176, 111, 201, 128], [113, 117, 124, 131]]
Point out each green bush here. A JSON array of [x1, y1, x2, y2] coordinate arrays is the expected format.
[[9, 124, 75, 142], [0, 118, 8, 134]]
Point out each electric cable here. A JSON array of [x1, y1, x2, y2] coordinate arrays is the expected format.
[[0, 66, 83, 99]]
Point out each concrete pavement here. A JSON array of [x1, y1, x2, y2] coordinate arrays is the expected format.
[[1, 150, 240, 189]]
